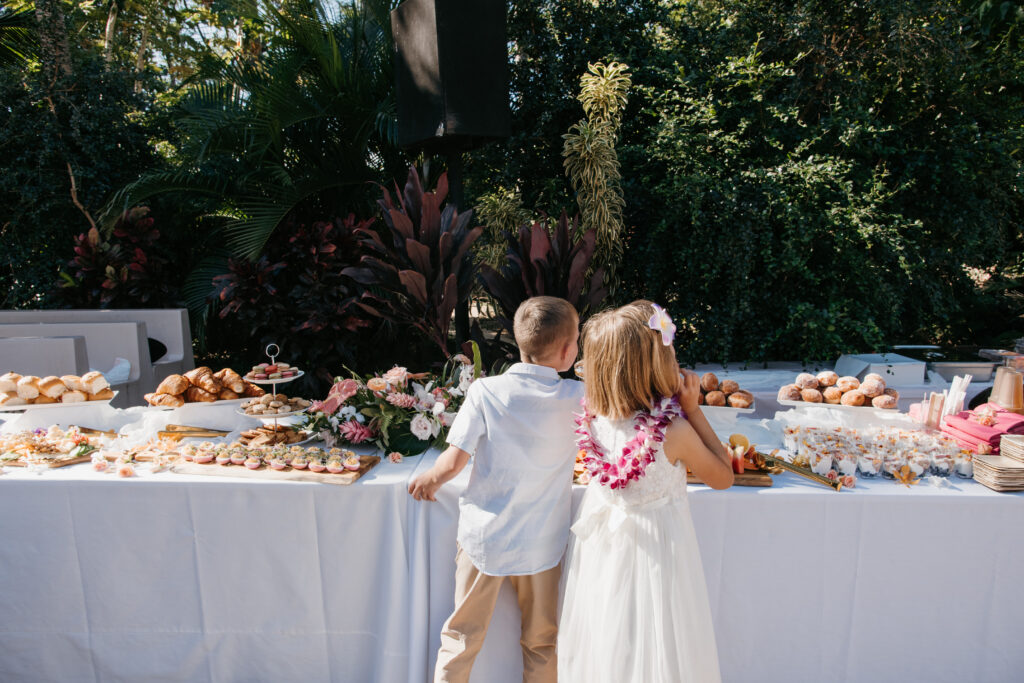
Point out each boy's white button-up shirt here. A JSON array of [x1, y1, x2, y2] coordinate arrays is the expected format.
[[446, 362, 584, 576]]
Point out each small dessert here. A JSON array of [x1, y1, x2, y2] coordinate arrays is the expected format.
[[816, 371, 839, 387], [230, 449, 247, 466], [800, 388, 823, 403], [180, 444, 197, 462], [823, 387, 843, 404], [343, 452, 361, 472], [884, 387, 900, 400], [777, 384, 802, 401], [794, 373, 819, 390], [836, 376, 860, 392], [308, 457, 326, 473], [216, 450, 232, 466], [700, 373, 719, 393], [953, 450, 973, 478], [857, 452, 882, 477], [871, 394, 897, 409], [244, 455, 262, 470], [727, 390, 753, 409], [193, 447, 215, 464], [270, 456, 289, 471], [291, 453, 308, 470], [860, 378, 886, 398], [864, 373, 885, 384], [720, 379, 739, 395], [326, 458, 345, 474], [931, 453, 953, 477], [840, 390, 866, 406], [704, 390, 726, 407]]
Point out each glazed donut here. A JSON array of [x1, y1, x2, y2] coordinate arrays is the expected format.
[[840, 390, 866, 406], [800, 388, 823, 403], [816, 371, 839, 387], [705, 390, 726, 407], [720, 379, 739, 395], [872, 394, 898, 409], [777, 384, 802, 401], [860, 378, 885, 398], [823, 387, 843, 404], [700, 373, 719, 393], [727, 390, 754, 409], [795, 373, 819, 390], [836, 376, 860, 393]]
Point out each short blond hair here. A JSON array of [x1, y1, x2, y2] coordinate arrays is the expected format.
[[582, 300, 679, 419], [513, 296, 579, 362]]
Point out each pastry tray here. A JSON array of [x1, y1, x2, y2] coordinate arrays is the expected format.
[[147, 397, 249, 411], [235, 406, 309, 419], [700, 403, 755, 416], [0, 391, 119, 412], [244, 370, 304, 385], [778, 399, 898, 413]]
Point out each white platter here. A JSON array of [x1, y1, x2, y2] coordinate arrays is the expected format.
[[243, 370, 304, 385], [700, 403, 756, 416], [235, 406, 309, 419], [778, 399, 898, 413], [0, 391, 119, 412], [146, 397, 250, 412]]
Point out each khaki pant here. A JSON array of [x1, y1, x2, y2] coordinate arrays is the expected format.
[[434, 545, 560, 683]]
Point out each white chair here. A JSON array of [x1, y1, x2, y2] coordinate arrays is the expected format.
[[0, 336, 90, 377]]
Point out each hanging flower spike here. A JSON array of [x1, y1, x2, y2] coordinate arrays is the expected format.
[[648, 303, 676, 346]]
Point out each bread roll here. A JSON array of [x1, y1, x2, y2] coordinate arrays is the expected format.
[[727, 390, 754, 408], [860, 378, 885, 398], [816, 371, 839, 387], [836, 376, 860, 392], [185, 385, 218, 403], [184, 367, 221, 394], [800, 388, 823, 403], [840, 390, 866, 406], [823, 387, 843, 404], [61, 390, 87, 403], [700, 373, 719, 393], [16, 376, 40, 400], [214, 368, 245, 393], [33, 395, 58, 404], [795, 373, 819, 390], [720, 379, 740, 395], [242, 381, 265, 398], [88, 388, 115, 401], [154, 374, 187, 395], [777, 384, 802, 401], [705, 390, 726, 407], [0, 372, 21, 393], [218, 388, 240, 400], [61, 375, 84, 392], [38, 376, 68, 399], [872, 394, 898, 409], [81, 371, 110, 395], [145, 392, 184, 408], [0, 392, 26, 406]]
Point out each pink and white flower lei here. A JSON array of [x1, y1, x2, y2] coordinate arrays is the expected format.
[[574, 396, 684, 489]]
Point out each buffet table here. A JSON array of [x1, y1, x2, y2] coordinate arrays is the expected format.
[[408, 449, 1024, 683], [0, 450, 421, 683]]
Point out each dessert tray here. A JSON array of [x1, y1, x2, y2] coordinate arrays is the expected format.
[[172, 454, 379, 486]]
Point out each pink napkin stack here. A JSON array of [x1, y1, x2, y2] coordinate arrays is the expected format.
[[941, 403, 1024, 454]]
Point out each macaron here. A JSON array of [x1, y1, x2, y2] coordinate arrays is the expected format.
[[254, 373, 268, 380]]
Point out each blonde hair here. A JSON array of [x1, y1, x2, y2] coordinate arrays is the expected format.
[[513, 296, 579, 362], [582, 300, 679, 419]]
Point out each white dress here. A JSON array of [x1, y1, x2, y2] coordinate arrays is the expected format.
[[557, 413, 722, 683]]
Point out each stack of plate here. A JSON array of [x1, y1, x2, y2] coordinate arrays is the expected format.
[[1000, 434, 1024, 465], [973, 451, 1024, 492]]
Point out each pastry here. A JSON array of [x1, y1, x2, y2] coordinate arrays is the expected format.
[[16, 376, 40, 400], [800, 388, 823, 403], [705, 390, 726, 407], [33, 395, 58, 404], [0, 372, 21, 393], [884, 388, 900, 400], [218, 388, 240, 400], [61, 390, 87, 403], [214, 368, 246, 393], [156, 374, 189, 395], [823, 387, 843, 404], [0, 392, 27, 406], [840, 390, 866, 406], [81, 371, 110, 395], [38, 376, 68, 399], [700, 373, 719, 393], [872, 394, 898, 409], [88, 388, 115, 401], [727, 390, 753, 409], [145, 392, 185, 408], [777, 384, 802, 401], [795, 373, 819, 390], [836, 376, 860, 392], [720, 379, 739, 395], [864, 373, 885, 384], [184, 367, 222, 394], [60, 375, 83, 392], [185, 386, 218, 403], [816, 371, 839, 387], [860, 378, 885, 398], [242, 381, 265, 398]]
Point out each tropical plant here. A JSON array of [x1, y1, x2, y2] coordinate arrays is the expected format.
[[478, 211, 608, 337], [474, 187, 532, 272], [562, 61, 631, 296], [345, 167, 484, 359], [0, 6, 35, 66]]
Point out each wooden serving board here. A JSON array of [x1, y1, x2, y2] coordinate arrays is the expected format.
[[688, 471, 773, 487], [171, 455, 380, 486], [3, 454, 92, 469]]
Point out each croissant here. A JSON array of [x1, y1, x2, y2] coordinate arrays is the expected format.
[[145, 392, 184, 408], [214, 368, 245, 393], [185, 385, 218, 403], [218, 388, 240, 400], [242, 381, 265, 398], [184, 367, 221, 394], [156, 374, 189, 395]]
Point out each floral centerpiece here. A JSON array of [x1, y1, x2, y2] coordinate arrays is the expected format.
[[302, 346, 482, 456]]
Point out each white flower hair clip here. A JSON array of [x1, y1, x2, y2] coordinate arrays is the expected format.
[[648, 303, 676, 346]]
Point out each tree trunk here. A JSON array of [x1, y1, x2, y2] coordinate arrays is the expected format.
[[34, 0, 73, 86], [134, 21, 150, 92], [103, 1, 120, 63]]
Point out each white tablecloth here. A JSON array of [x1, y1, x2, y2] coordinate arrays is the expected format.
[[0, 449, 421, 683], [408, 450, 1024, 683]]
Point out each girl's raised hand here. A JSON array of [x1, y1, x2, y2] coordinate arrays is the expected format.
[[676, 368, 701, 413]]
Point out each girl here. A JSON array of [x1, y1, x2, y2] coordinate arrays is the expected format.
[[558, 301, 733, 682]]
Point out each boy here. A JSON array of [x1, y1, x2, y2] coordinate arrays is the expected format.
[[409, 296, 583, 683]]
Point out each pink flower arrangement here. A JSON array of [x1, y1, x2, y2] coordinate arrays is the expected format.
[[339, 420, 374, 444], [382, 366, 408, 387], [386, 392, 418, 408]]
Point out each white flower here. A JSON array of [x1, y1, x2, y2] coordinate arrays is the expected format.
[[431, 417, 441, 437], [440, 411, 457, 427], [410, 413, 433, 441], [328, 415, 340, 431], [432, 401, 446, 417], [458, 370, 473, 393], [412, 382, 436, 410]]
